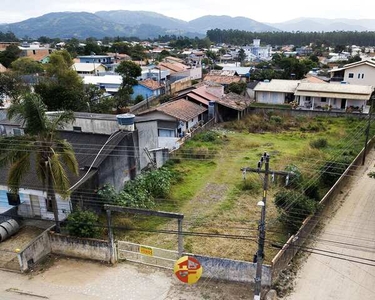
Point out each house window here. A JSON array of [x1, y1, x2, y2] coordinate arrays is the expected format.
[[73, 126, 82, 132], [186, 122, 189, 129], [358, 73, 361, 79], [191, 119, 194, 122], [158, 129, 175, 137], [321, 97, 327, 103], [33, 50, 36, 55], [305, 96, 311, 101], [348, 73, 354, 78], [362, 74, 365, 79], [45, 198, 53, 212], [13, 128, 22, 136]]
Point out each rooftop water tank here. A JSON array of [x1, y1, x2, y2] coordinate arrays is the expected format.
[[116, 113, 135, 131]]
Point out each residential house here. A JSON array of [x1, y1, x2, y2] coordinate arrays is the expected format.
[[158, 62, 202, 81], [18, 42, 52, 63], [0, 127, 139, 221], [133, 78, 164, 100], [107, 53, 131, 63], [73, 63, 106, 76], [0, 42, 19, 51], [329, 59, 375, 85], [136, 99, 207, 151], [83, 75, 122, 94], [295, 82, 374, 113], [222, 66, 251, 79], [179, 81, 250, 121], [254, 80, 301, 104], [204, 70, 241, 87], [78, 55, 112, 66], [138, 67, 170, 83]]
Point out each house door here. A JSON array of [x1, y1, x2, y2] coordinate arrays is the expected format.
[[341, 99, 347, 109], [30, 195, 41, 217]]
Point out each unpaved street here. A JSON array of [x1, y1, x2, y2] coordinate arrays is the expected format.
[[0, 257, 252, 300], [286, 150, 375, 300]]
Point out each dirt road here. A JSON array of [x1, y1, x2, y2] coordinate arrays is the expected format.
[[286, 150, 375, 300], [0, 257, 252, 300]]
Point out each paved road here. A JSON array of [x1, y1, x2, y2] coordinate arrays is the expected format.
[[286, 151, 375, 300], [0, 257, 252, 300]]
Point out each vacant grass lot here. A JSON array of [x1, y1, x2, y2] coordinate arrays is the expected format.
[[111, 113, 374, 263]]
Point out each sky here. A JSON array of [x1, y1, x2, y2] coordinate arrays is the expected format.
[[0, 0, 371, 24]]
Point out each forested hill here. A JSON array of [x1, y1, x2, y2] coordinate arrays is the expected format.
[[207, 29, 375, 46]]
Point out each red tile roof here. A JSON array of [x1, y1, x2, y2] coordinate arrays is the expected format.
[[216, 93, 250, 111], [191, 87, 220, 101], [139, 78, 163, 90], [186, 93, 209, 106], [158, 62, 187, 73], [156, 99, 207, 122]]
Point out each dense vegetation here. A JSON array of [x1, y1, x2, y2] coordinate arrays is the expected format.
[[207, 29, 375, 46]]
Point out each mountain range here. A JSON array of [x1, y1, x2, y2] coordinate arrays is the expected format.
[[0, 11, 374, 40]]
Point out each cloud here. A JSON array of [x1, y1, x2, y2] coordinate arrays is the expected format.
[[0, 0, 372, 23]]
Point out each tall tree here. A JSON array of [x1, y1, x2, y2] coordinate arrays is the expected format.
[[238, 48, 246, 66], [0, 72, 30, 104], [0, 94, 78, 232], [0, 44, 21, 68], [115, 61, 142, 111], [35, 50, 85, 111], [11, 57, 44, 74]]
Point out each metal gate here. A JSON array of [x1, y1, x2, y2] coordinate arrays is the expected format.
[[117, 241, 179, 269]]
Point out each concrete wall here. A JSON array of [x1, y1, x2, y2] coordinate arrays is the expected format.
[[256, 92, 285, 104], [249, 107, 369, 119], [18, 228, 52, 272], [63, 118, 119, 135], [49, 232, 111, 262], [191, 254, 272, 286], [344, 64, 375, 85], [98, 132, 137, 191], [136, 121, 159, 170], [170, 78, 192, 96]]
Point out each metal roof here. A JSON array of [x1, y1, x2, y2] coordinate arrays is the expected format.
[[254, 79, 301, 93], [295, 83, 373, 100]]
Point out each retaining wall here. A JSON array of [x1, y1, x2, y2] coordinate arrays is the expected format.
[[49, 233, 111, 262], [18, 227, 52, 272], [192, 254, 272, 286]]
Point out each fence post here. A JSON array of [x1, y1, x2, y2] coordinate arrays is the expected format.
[[106, 210, 116, 264], [178, 218, 183, 257]]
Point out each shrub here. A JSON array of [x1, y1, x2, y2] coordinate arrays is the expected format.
[[270, 115, 283, 125], [320, 158, 351, 187], [310, 138, 328, 149], [193, 131, 220, 143], [238, 178, 261, 193], [143, 168, 173, 198], [284, 164, 302, 189], [368, 172, 375, 179], [134, 95, 144, 104], [274, 190, 318, 232], [66, 210, 99, 238]]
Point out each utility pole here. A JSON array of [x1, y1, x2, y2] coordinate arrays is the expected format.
[[362, 93, 374, 165], [241, 153, 293, 300]]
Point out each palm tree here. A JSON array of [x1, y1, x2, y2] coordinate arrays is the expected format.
[[0, 93, 78, 232]]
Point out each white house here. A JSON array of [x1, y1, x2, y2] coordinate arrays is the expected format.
[[254, 80, 301, 104], [296, 82, 374, 113], [330, 59, 375, 86], [72, 63, 107, 76]]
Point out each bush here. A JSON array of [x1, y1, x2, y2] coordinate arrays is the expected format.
[[66, 210, 99, 238], [320, 158, 351, 187], [134, 95, 144, 104], [143, 168, 173, 198], [193, 131, 220, 143], [274, 190, 318, 232], [284, 164, 302, 189], [310, 138, 328, 149], [270, 115, 283, 125]]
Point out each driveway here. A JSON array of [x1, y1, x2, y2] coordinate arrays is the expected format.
[[285, 150, 375, 300], [0, 257, 252, 300]]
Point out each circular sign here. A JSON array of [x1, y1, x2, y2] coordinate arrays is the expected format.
[[174, 256, 203, 284]]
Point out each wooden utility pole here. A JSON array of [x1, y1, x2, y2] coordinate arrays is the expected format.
[[241, 153, 293, 300]]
